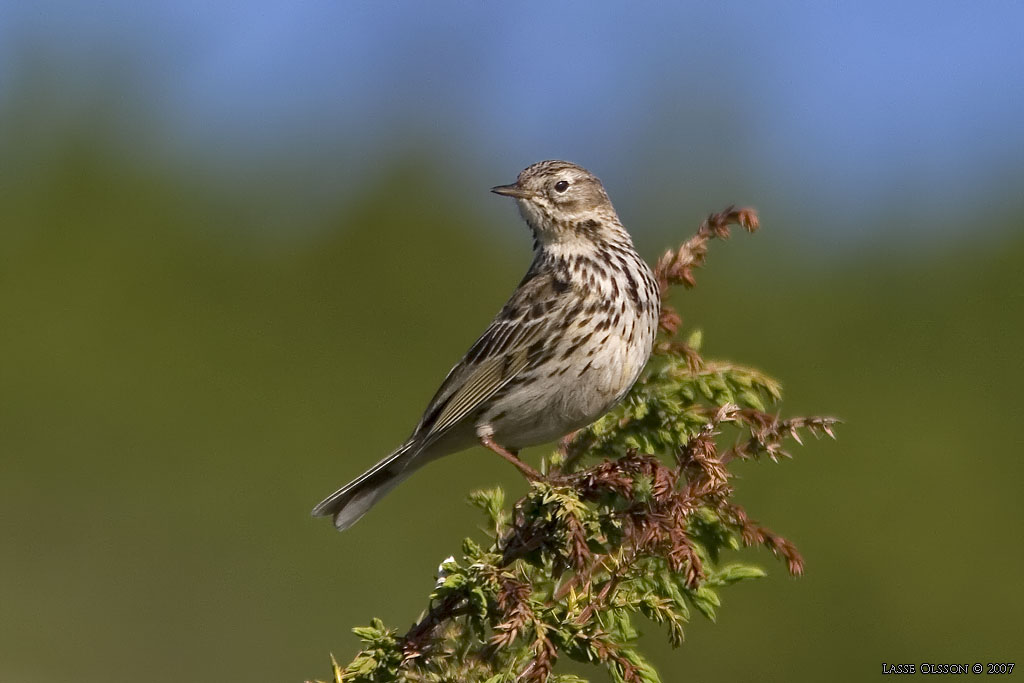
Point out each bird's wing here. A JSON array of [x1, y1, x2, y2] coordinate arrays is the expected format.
[[414, 268, 573, 440]]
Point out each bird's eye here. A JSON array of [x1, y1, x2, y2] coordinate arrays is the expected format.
[[554, 180, 570, 193]]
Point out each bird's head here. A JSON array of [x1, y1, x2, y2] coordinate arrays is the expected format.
[[491, 160, 627, 248]]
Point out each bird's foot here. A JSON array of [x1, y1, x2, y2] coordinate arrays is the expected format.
[[479, 434, 542, 481]]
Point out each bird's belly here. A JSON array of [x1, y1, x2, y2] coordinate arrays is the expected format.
[[482, 320, 652, 449]]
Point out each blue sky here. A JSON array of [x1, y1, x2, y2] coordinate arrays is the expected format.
[[3, 1, 1022, 241]]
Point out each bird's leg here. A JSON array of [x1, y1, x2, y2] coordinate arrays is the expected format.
[[556, 429, 593, 474], [558, 430, 580, 456], [479, 434, 541, 481]]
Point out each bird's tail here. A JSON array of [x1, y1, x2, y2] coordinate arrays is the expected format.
[[311, 439, 422, 531]]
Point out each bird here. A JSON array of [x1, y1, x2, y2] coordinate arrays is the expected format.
[[312, 160, 661, 531]]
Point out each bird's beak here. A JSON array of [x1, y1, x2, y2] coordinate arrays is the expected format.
[[491, 183, 533, 199]]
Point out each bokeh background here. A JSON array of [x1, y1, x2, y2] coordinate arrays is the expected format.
[[2, 2, 1022, 681]]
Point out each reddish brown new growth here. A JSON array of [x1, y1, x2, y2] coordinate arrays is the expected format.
[[658, 306, 684, 337], [520, 633, 557, 683], [655, 206, 759, 334], [677, 405, 737, 497], [722, 410, 840, 464], [491, 575, 559, 683], [570, 452, 703, 587], [655, 206, 759, 293], [721, 503, 805, 576], [564, 511, 591, 573], [572, 450, 676, 500], [654, 340, 705, 372], [584, 633, 644, 683], [402, 593, 464, 662], [490, 575, 533, 648]]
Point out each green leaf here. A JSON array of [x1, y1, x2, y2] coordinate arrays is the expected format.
[[633, 474, 653, 503], [468, 487, 506, 529], [739, 388, 766, 411], [617, 648, 663, 683], [686, 328, 703, 351], [330, 654, 343, 683], [350, 618, 388, 642], [714, 564, 768, 585], [688, 586, 721, 622], [440, 572, 466, 590]]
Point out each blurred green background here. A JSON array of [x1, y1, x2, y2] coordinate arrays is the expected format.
[[1, 3, 1022, 682]]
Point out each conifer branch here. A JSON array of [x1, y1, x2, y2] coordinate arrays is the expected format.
[[312, 207, 836, 683]]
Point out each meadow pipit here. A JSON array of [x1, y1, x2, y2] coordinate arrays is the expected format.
[[313, 160, 660, 530]]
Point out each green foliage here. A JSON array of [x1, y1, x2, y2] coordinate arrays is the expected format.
[[315, 212, 837, 683], [342, 621, 403, 680]]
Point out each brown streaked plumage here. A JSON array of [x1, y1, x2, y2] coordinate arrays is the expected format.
[[312, 160, 660, 531]]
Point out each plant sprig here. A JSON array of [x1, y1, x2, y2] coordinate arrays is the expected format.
[[313, 207, 837, 683]]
